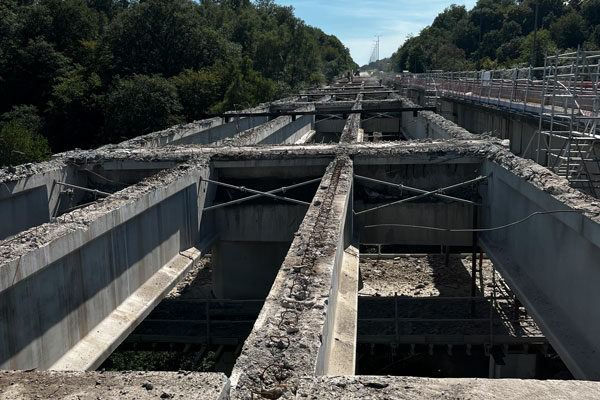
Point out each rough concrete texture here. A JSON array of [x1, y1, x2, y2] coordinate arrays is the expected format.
[[296, 376, 600, 399], [230, 156, 353, 399], [0, 159, 69, 187], [3, 80, 600, 397], [339, 96, 362, 144], [224, 116, 293, 146], [0, 159, 208, 270], [0, 371, 229, 400], [397, 95, 479, 141]]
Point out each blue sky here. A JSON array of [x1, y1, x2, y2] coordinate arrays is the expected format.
[[274, 0, 478, 66]]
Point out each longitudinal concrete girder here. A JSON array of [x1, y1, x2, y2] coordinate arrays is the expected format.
[[0, 160, 213, 370], [230, 156, 356, 398]]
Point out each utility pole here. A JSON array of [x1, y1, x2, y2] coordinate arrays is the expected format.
[[531, 1, 539, 67]]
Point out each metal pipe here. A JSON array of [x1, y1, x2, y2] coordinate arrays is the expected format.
[[203, 177, 321, 211], [54, 181, 111, 197], [354, 174, 481, 206], [199, 177, 311, 207], [471, 205, 478, 298], [355, 175, 489, 216]]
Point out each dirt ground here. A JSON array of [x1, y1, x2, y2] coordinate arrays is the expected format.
[[358, 254, 498, 297]]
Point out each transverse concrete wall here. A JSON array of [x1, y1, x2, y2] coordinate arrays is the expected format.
[[356, 202, 473, 246], [0, 165, 88, 240]]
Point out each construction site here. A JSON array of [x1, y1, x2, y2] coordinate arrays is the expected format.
[[2, 52, 600, 399]]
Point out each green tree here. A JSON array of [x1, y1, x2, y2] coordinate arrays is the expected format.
[[581, 0, 600, 26], [0, 105, 42, 135], [0, 121, 51, 166], [406, 45, 426, 73], [106, 0, 239, 76], [103, 74, 183, 142], [170, 68, 226, 121], [210, 57, 275, 113], [550, 12, 586, 49], [36, 0, 101, 61], [496, 37, 524, 65], [0, 39, 71, 112], [433, 44, 473, 71], [47, 67, 103, 150], [520, 29, 556, 66]]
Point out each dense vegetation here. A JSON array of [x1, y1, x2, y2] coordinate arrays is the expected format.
[[0, 0, 356, 163], [391, 0, 600, 73], [360, 57, 393, 72]]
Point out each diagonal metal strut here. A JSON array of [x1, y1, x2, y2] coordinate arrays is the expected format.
[[354, 174, 482, 206], [201, 177, 316, 210], [354, 175, 489, 216]]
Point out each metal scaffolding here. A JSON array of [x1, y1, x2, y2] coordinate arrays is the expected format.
[[534, 50, 600, 197], [400, 49, 600, 197]]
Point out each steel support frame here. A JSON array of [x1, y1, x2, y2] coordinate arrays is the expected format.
[[354, 175, 489, 216]]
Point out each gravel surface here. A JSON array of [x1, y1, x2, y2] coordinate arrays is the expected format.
[[359, 254, 494, 297]]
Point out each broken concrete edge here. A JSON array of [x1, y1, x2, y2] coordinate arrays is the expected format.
[[295, 376, 600, 399], [4, 136, 600, 221], [4, 372, 600, 400], [0, 159, 209, 287], [339, 97, 362, 144], [0, 159, 70, 189], [397, 94, 479, 141], [0, 370, 230, 400], [230, 156, 353, 399], [5, 138, 600, 232], [217, 104, 314, 147]]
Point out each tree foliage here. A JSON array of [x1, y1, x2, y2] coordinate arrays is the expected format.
[[0, 0, 356, 161], [103, 74, 183, 141], [0, 121, 51, 167], [390, 0, 599, 72]]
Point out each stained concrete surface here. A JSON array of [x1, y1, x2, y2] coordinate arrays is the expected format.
[[3, 80, 600, 397], [0, 371, 229, 400], [296, 376, 600, 399]]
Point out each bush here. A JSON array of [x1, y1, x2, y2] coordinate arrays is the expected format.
[[0, 121, 51, 166]]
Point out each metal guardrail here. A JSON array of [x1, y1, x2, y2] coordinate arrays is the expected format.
[[399, 50, 600, 197]]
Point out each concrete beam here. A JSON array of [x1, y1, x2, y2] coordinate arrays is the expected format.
[[0, 162, 210, 370], [296, 376, 600, 399], [324, 244, 359, 375], [230, 156, 354, 398], [51, 245, 207, 370], [479, 159, 600, 380]]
